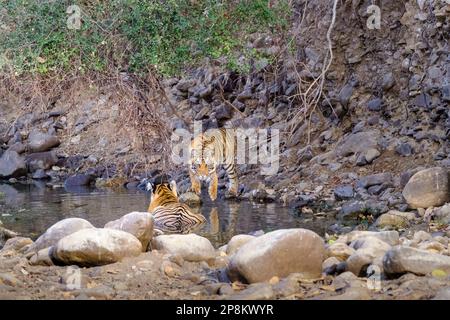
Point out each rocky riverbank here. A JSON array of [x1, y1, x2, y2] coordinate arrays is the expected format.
[[1, 200, 450, 300]]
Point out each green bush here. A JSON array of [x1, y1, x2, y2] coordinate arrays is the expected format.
[[0, 0, 291, 77]]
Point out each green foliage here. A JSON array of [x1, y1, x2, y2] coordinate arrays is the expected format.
[[0, 0, 291, 77]]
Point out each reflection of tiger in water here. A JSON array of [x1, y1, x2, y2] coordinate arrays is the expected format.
[[189, 128, 238, 201], [146, 180, 206, 234]]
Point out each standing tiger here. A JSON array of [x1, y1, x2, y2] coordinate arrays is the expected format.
[[189, 127, 238, 201], [146, 180, 206, 234]]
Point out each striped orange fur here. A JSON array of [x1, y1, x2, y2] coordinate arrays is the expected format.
[[147, 180, 206, 234]]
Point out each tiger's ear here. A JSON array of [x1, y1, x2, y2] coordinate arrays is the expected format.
[[145, 181, 154, 193], [169, 180, 178, 197]]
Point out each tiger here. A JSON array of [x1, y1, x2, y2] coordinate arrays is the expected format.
[[189, 127, 238, 201], [146, 180, 206, 234]]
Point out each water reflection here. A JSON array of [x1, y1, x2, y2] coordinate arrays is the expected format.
[[0, 183, 335, 247]]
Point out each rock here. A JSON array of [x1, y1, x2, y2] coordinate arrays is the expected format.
[[322, 257, 341, 271], [25, 151, 58, 171], [0, 226, 18, 244], [325, 242, 356, 261], [175, 79, 196, 92], [297, 145, 314, 163], [272, 273, 304, 297], [104, 211, 154, 251], [433, 288, 450, 300], [29, 247, 54, 266], [383, 246, 450, 275], [418, 241, 446, 254], [375, 210, 416, 229], [363, 148, 381, 163], [32, 169, 49, 180], [226, 235, 256, 256], [336, 130, 379, 157], [432, 204, 450, 224], [227, 229, 325, 283], [7, 142, 26, 154], [402, 167, 450, 208], [218, 284, 234, 296], [338, 83, 354, 108], [331, 271, 363, 291], [357, 173, 392, 188], [64, 174, 94, 187], [346, 237, 391, 276], [326, 286, 371, 300], [0, 150, 27, 179], [53, 228, 142, 266], [334, 185, 354, 200], [214, 105, 232, 121], [178, 192, 201, 206], [367, 98, 382, 111], [153, 234, 215, 262], [1, 237, 33, 252], [227, 283, 274, 300], [338, 200, 388, 220], [382, 72, 395, 91], [413, 230, 432, 243], [27, 218, 94, 253], [336, 230, 399, 246], [27, 130, 60, 152], [0, 273, 21, 287], [395, 143, 414, 157]]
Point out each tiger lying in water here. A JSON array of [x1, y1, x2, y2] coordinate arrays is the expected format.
[[146, 180, 206, 234], [189, 127, 238, 201]]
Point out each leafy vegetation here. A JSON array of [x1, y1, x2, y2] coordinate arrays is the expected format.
[[0, 0, 291, 77]]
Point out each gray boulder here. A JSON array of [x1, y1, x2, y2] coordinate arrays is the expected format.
[[227, 228, 325, 283], [26, 151, 58, 171], [27, 218, 94, 253], [53, 228, 142, 266], [383, 246, 450, 275], [0, 151, 26, 179], [27, 129, 60, 152], [402, 167, 449, 208], [153, 234, 215, 262], [104, 211, 154, 251]]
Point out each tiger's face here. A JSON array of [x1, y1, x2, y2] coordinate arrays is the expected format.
[[146, 180, 178, 212], [189, 134, 217, 182]]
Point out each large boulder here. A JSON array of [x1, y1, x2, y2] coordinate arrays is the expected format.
[[0, 150, 27, 179], [226, 234, 256, 256], [383, 246, 450, 275], [227, 229, 325, 283], [153, 234, 215, 262], [402, 167, 450, 208], [335, 130, 380, 157], [27, 218, 94, 253], [104, 212, 154, 251], [53, 228, 142, 267], [27, 129, 60, 152], [25, 151, 58, 172]]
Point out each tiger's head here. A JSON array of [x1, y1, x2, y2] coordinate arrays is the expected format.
[[146, 180, 178, 212], [189, 134, 217, 183]]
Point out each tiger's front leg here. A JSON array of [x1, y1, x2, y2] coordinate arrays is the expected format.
[[224, 163, 238, 196], [189, 170, 201, 195], [208, 172, 219, 201]]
